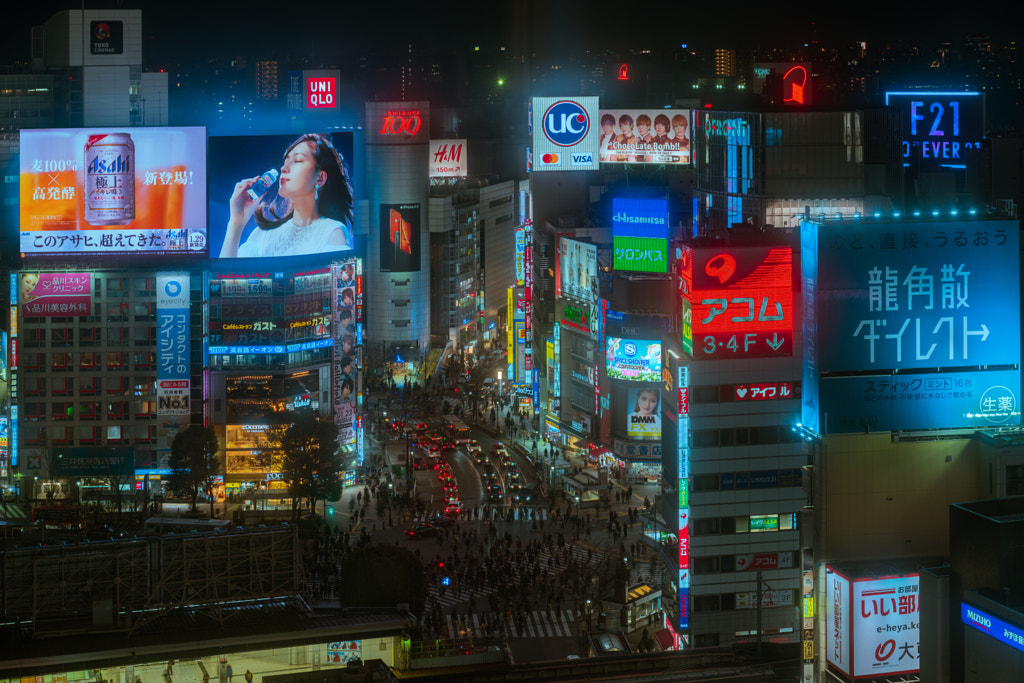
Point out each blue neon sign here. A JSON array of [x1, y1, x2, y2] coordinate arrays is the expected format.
[[208, 337, 333, 356], [961, 602, 1024, 654], [885, 91, 983, 170]]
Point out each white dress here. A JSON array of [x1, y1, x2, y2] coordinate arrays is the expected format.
[[237, 217, 350, 258]]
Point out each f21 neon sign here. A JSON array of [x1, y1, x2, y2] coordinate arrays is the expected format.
[[885, 91, 983, 166]]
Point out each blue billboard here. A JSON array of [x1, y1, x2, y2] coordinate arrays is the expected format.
[[962, 602, 1024, 655], [815, 220, 1019, 373], [612, 197, 668, 273], [820, 370, 1020, 432], [885, 91, 983, 170], [804, 219, 1020, 433]]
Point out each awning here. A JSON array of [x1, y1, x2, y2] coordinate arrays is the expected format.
[[654, 628, 674, 651]]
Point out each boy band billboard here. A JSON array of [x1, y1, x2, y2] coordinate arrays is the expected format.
[[599, 109, 691, 165]]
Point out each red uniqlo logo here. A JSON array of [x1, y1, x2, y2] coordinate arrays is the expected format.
[[307, 78, 336, 108]]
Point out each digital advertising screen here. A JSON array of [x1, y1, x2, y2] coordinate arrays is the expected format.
[[626, 386, 661, 439], [682, 245, 794, 360], [20, 273, 92, 318], [612, 197, 669, 273], [558, 238, 598, 302], [379, 203, 421, 272], [885, 91, 984, 170], [599, 109, 691, 165], [531, 97, 600, 171], [20, 127, 207, 256], [208, 133, 356, 260], [333, 258, 361, 448], [606, 337, 661, 382]]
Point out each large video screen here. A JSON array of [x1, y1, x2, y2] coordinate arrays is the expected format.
[[558, 237, 598, 302], [531, 97, 600, 171], [20, 127, 207, 256], [612, 197, 669, 273], [599, 109, 691, 165], [626, 386, 661, 439], [209, 133, 355, 259], [379, 203, 421, 272], [606, 337, 661, 382]]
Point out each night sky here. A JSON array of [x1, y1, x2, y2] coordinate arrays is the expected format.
[[5, 1, 1009, 65]]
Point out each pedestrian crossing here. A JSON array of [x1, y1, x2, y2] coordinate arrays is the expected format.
[[533, 543, 654, 585], [411, 506, 549, 523], [443, 609, 579, 639], [426, 576, 492, 609], [0, 503, 28, 521]]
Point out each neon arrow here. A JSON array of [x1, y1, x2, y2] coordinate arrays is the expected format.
[[766, 333, 785, 351]]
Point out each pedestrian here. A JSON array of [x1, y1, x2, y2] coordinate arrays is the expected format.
[[227, 664, 233, 683], [244, 670, 253, 683]]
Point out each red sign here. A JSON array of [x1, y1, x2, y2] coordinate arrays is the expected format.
[[783, 66, 808, 105], [734, 551, 793, 571], [678, 387, 689, 416], [307, 77, 337, 108], [733, 381, 796, 401], [683, 246, 793, 360], [379, 110, 422, 138]]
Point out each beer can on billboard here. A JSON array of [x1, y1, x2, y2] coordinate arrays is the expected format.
[[85, 133, 135, 225]]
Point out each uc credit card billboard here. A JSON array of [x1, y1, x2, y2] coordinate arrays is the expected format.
[[531, 97, 600, 171], [20, 127, 207, 256]]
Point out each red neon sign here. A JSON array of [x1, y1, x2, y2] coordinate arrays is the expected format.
[[783, 66, 808, 105], [617, 64, 629, 80], [379, 110, 422, 138], [307, 77, 337, 108], [733, 381, 796, 401], [683, 246, 793, 359]]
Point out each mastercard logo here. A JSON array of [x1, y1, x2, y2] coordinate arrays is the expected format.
[[540, 153, 559, 164]]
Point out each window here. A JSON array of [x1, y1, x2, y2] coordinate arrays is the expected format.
[[135, 400, 157, 418], [693, 517, 721, 535], [692, 474, 720, 492], [79, 426, 100, 444], [52, 402, 74, 421], [25, 426, 46, 444], [52, 376, 73, 396], [79, 402, 101, 421], [108, 376, 129, 395], [80, 352, 100, 369], [133, 326, 156, 346], [24, 352, 45, 371], [24, 377, 46, 396], [52, 425, 73, 445], [134, 424, 156, 443], [107, 352, 128, 369], [134, 301, 156, 321], [694, 633, 720, 648], [107, 402, 128, 419], [107, 301, 129, 321], [1008, 465, 1024, 496], [107, 425, 126, 443], [51, 353, 71, 370], [693, 594, 721, 612], [134, 351, 157, 369], [134, 277, 156, 295], [22, 327, 45, 347], [106, 326, 129, 345], [78, 327, 102, 346], [106, 277, 128, 296], [51, 328, 73, 347], [23, 402, 46, 422], [81, 376, 102, 395], [693, 556, 721, 574]]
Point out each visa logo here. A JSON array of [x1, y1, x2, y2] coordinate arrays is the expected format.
[[571, 152, 594, 166]]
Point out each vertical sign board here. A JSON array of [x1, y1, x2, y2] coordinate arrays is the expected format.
[[800, 223, 820, 433], [826, 567, 851, 678], [157, 273, 190, 416], [515, 227, 526, 286], [683, 245, 794, 359], [507, 288, 515, 380], [8, 275, 16, 468], [811, 219, 1020, 433], [531, 97, 600, 172], [678, 363, 690, 630]]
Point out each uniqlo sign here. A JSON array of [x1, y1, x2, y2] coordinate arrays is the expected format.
[[307, 77, 337, 108]]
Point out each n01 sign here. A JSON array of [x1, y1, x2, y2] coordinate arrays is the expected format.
[[158, 395, 189, 412]]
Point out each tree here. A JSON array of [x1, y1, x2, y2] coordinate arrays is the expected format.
[[168, 425, 221, 515], [277, 409, 343, 519]]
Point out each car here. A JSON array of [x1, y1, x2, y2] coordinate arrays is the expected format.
[[414, 422, 428, 431], [427, 515, 456, 528], [445, 500, 463, 515], [412, 456, 427, 470], [492, 442, 507, 455], [467, 440, 482, 454], [488, 484, 503, 503], [405, 523, 440, 539]]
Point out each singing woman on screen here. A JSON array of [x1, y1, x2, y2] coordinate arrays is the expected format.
[[220, 133, 354, 258]]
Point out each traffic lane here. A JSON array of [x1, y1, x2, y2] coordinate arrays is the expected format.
[[446, 448, 485, 508]]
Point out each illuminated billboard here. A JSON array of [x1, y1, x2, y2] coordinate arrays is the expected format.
[[612, 198, 668, 273], [20, 273, 91, 318], [606, 338, 661, 382], [682, 245, 794, 359], [209, 133, 355, 259], [626, 386, 661, 439], [558, 238, 598, 302], [429, 140, 467, 178], [379, 204, 421, 272], [157, 273, 191, 417], [599, 109, 691, 165], [333, 258, 362, 448], [751, 63, 812, 105], [803, 219, 1021, 432], [531, 97, 600, 171], [827, 566, 920, 679], [367, 101, 429, 146], [885, 91, 983, 170], [305, 71, 339, 109], [20, 127, 207, 256]]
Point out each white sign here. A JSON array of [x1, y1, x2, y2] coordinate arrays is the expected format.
[[530, 97, 600, 172], [825, 568, 851, 677], [736, 589, 794, 609], [852, 574, 920, 678], [429, 139, 467, 178]]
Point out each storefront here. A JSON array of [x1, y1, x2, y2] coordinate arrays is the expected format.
[[613, 439, 664, 484]]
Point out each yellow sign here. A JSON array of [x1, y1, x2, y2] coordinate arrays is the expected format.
[[802, 640, 814, 662], [507, 288, 514, 360], [803, 595, 815, 618]]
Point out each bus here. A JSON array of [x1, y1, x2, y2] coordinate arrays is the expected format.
[[32, 504, 85, 531], [442, 415, 472, 444]]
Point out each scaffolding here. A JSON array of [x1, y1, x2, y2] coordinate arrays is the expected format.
[[0, 526, 305, 637]]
